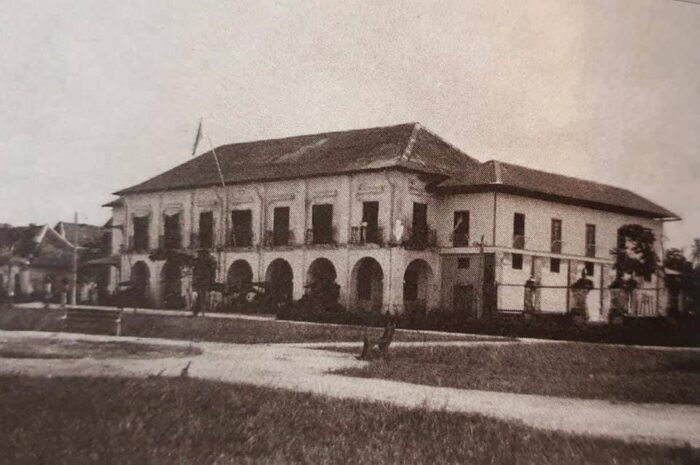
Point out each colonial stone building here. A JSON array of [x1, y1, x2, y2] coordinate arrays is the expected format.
[[104, 123, 679, 320]]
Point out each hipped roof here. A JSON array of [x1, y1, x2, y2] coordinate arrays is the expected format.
[[110, 123, 678, 220], [433, 160, 679, 220], [115, 123, 479, 196]]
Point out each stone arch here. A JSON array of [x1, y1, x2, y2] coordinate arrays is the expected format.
[[306, 258, 337, 286], [131, 261, 151, 307], [350, 257, 384, 312], [304, 257, 341, 310], [265, 258, 294, 303], [403, 259, 435, 314], [227, 259, 254, 291], [160, 260, 183, 309]]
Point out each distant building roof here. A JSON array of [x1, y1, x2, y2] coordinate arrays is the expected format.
[[54, 222, 106, 248], [114, 123, 480, 195], [0, 224, 75, 269], [102, 198, 124, 208], [109, 123, 678, 221], [433, 160, 679, 220]]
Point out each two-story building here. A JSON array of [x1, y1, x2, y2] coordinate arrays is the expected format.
[[104, 123, 679, 320]]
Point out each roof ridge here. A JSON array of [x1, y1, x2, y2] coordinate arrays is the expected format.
[[204, 122, 420, 156], [399, 122, 422, 162], [418, 124, 480, 165], [492, 160, 503, 184], [495, 160, 638, 193]]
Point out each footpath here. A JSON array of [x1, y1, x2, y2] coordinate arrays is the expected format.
[[1, 329, 699, 448]]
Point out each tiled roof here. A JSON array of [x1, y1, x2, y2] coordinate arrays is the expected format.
[[111, 123, 678, 220], [434, 160, 679, 219], [55, 222, 106, 248], [115, 123, 480, 195]]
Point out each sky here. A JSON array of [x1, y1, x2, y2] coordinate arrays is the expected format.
[[1, 0, 698, 252]]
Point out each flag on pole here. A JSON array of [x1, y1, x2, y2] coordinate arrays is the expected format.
[[191, 119, 203, 157]]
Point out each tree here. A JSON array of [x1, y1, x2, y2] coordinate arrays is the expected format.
[[664, 247, 700, 315], [192, 250, 216, 295], [610, 224, 659, 281], [691, 239, 700, 268], [664, 248, 693, 276]]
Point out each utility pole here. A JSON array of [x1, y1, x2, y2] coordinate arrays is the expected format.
[[71, 212, 78, 305]]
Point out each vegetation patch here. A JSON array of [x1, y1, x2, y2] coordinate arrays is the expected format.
[[279, 306, 700, 347], [0, 375, 695, 465], [0, 306, 468, 344], [0, 337, 200, 360], [337, 343, 700, 405]]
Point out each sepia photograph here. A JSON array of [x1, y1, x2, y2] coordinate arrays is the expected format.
[[1, 1, 699, 463]]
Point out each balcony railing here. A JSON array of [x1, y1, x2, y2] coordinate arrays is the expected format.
[[190, 233, 214, 250], [404, 227, 437, 250], [305, 227, 336, 245], [227, 230, 253, 248], [159, 233, 182, 250], [126, 234, 151, 253], [264, 229, 294, 247], [512, 234, 526, 249], [452, 232, 470, 247], [551, 239, 563, 254], [350, 226, 383, 245], [585, 243, 596, 258]]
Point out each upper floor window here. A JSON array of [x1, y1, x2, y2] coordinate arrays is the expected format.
[[273, 207, 290, 246], [550, 258, 561, 273], [362, 201, 380, 244], [412, 203, 428, 240], [512, 253, 524, 270], [551, 219, 562, 253], [311, 204, 333, 244], [231, 209, 253, 247], [163, 212, 181, 250], [198, 211, 214, 249], [132, 215, 150, 251], [513, 213, 525, 249], [585, 224, 596, 257], [453, 211, 470, 247]]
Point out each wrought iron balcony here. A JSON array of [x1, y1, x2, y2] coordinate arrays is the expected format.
[[265, 229, 294, 247], [452, 232, 470, 247], [159, 233, 182, 250], [227, 230, 253, 248], [551, 239, 563, 254], [404, 226, 437, 250], [585, 243, 596, 258], [305, 227, 335, 245], [512, 234, 526, 250], [127, 234, 151, 253], [350, 226, 383, 245]]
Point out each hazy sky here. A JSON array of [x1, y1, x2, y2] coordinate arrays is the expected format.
[[1, 0, 698, 251]]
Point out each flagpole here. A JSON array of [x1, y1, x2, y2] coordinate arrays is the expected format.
[[191, 120, 228, 281], [206, 135, 227, 190], [71, 211, 78, 305], [207, 130, 228, 280]]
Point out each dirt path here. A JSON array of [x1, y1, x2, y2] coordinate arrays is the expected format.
[[1, 330, 699, 448]]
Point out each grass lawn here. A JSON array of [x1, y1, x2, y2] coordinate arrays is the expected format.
[[0, 306, 482, 344], [0, 375, 695, 465], [0, 337, 201, 359], [336, 343, 700, 405]]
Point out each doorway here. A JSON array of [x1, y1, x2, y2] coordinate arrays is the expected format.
[[453, 285, 475, 318]]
